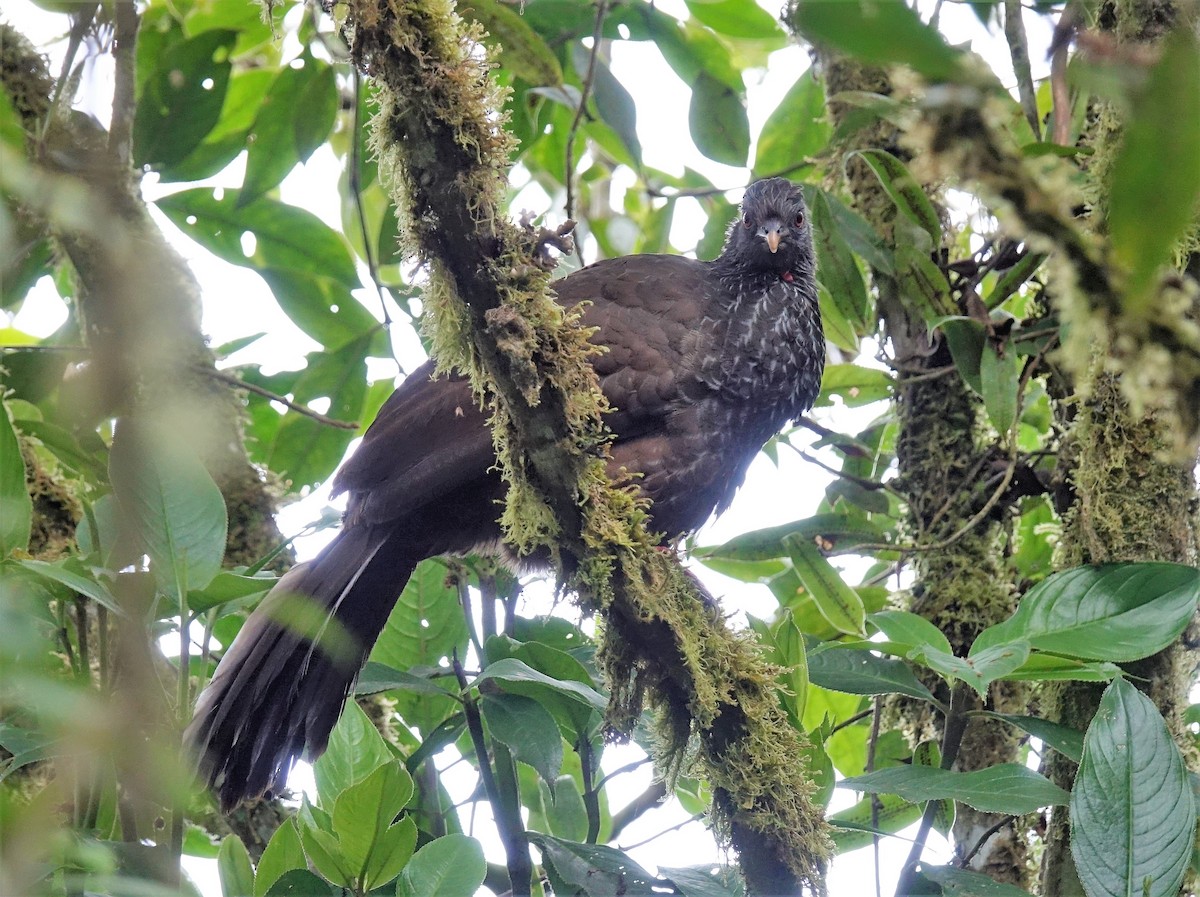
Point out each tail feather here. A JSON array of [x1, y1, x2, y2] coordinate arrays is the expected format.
[[185, 526, 416, 811]]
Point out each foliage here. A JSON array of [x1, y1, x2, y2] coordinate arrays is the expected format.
[[2, 1, 1199, 897]]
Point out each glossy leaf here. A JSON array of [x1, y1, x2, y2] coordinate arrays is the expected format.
[[396, 834, 487, 897], [329, 764, 417, 891], [476, 657, 607, 714], [869, 610, 953, 657], [1071, 678, 1195, 897], [482, 692, 563, 788], [986, 713, 1084, 764], [807, 645, 936, 703], [852, 149, 942, 244], [470, 0, 562, 86], [840, 763, 1068, 814], [660, 864, 745, 897], [685, 0, 784, 40], [698, 513, 888, 562], [808, 190, 870, 334], [312, 702, 392, 807], [829, 792, 923, 854], [918, 642, 1031, 698], [531, 833, 660, 897], [971, 563, 1200, 662], [919, 864, 1035, 896]]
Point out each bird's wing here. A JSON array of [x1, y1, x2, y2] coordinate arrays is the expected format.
[[333, 254, 719, 528]]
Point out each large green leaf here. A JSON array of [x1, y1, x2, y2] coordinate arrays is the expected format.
[[312, 702, 392, 807], [919, 865, 1035, 896], [784, 536, 866, 635], [580, 51, 641, 164], [985, 713, 1084, 764], [806, 645, 936, 703], [482, 692, 563, 789], [829, 792, 923, 854], [851, 149, 941, 244], [659, 864, 744, 897], [980, 341, 1019, 434], [108, 422, 228, 598], [791, 0, 964, 82], [217, 835, 254, 897], [469, 0, 563, 86], [698, 513, 887, 562], [1108, 27, 1200, 309], [477, 657, 607, 714], [156, 189, 359, 286], [240, 61, 339, 207], [754, 70, 831, 176], [530, 833, 660, 897], [685, 0, 784, 41], [1071, 678, 1195, 897], [134, 30, 236, 169], [329, 764, 416, 891], [808, 190, 871, 334], [918, 641, 1031, 698], [396, 834, 487, 897], [688, 71, 749, 167], [254, 819, 307, 897], [971, 563, 1200, 662], [840, 763, 1068, 815], [0, 402, 31, 556], [258, 268, 381, 352]]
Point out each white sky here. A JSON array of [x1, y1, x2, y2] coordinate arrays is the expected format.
[[4, 1, 1054, 894]]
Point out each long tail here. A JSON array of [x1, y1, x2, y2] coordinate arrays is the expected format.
[[185, 525, 416, 811]]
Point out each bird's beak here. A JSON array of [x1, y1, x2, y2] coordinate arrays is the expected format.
[[759, 219, 783, 254]]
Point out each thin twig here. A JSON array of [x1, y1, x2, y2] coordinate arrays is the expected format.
[[564, 0, 609, 225], [591, 756, 652, 792], [618, 812, 703, 851], [788, 442, 901, 497], [1004, 0, 1041, 141], [894, 682, 972, 896], [196, 365, 360, 429], [829, 705, 875, 736], [42, 3, 100, 142], [608, 779, 668, 840], [957, 814, 1017, 868]]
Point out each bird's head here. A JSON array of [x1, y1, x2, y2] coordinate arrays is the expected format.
[[721, 178, 812, 277]]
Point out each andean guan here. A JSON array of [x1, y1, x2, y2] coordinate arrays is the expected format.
[[186, 177, 825, 811]]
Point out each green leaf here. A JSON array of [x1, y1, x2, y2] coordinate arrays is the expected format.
[[919, 864, 1035, 896], [840, 763, 1068, 815], [530, 833, 660, 897], [784, 535, 866, 636], [808, 191, 871, 333], [807, 645, 936, 703], [1108, 27, 1200, 308], [852, 149, 941, 244], [940, 317, 986, 393], [985, 713, 1084, 764], [161, 68, 276, 183], [354, 661, 455, 698], [685, 0, 784, 40], [331, 764, 416, 891], [816, 363, 893, 408], [469, 0, 562, 86], [971, 563, 1200, 662], [396, 834, 487, 897], [754, 70, 830, 176], [259, 268, 381, 352], [869, 610, 953, 657], [477, 657, 607, 714], [918, 642, 1031, 698], [156, 189, 359, 286], [188, 571, 276, 614], [0, 401, 31, 555], [134, 30, 236, 168], [660, 864, 745, 897], [791, 0, 964, 82], [13, 559, 122, 616], [698, 513, 888, 562], [255, 819, 307, 897], [312, 702, 392, 807], [109, 421, 228, 597], [262, 870, 333, 897], [1071, 678, 1196, 897], [482, 692, 563, 788], [241, 61, 338, 207], [980, 342, 1019, 434], [999, 654, 1122, 683], [217, 835, 254, 897], [829, 792, 923, 854], [581, 52, 641, 163], [985, 252, 1047, 309], [689, 71, 749, 167]]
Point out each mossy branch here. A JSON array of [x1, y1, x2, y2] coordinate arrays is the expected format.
[[343, 0, 829, 890]]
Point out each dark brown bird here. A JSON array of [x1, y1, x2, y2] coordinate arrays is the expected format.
[[186, 178, 824, 811]]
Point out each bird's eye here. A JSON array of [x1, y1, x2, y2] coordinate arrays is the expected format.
[[742, 214, 752, 229], [794, 212, 805, 227]]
